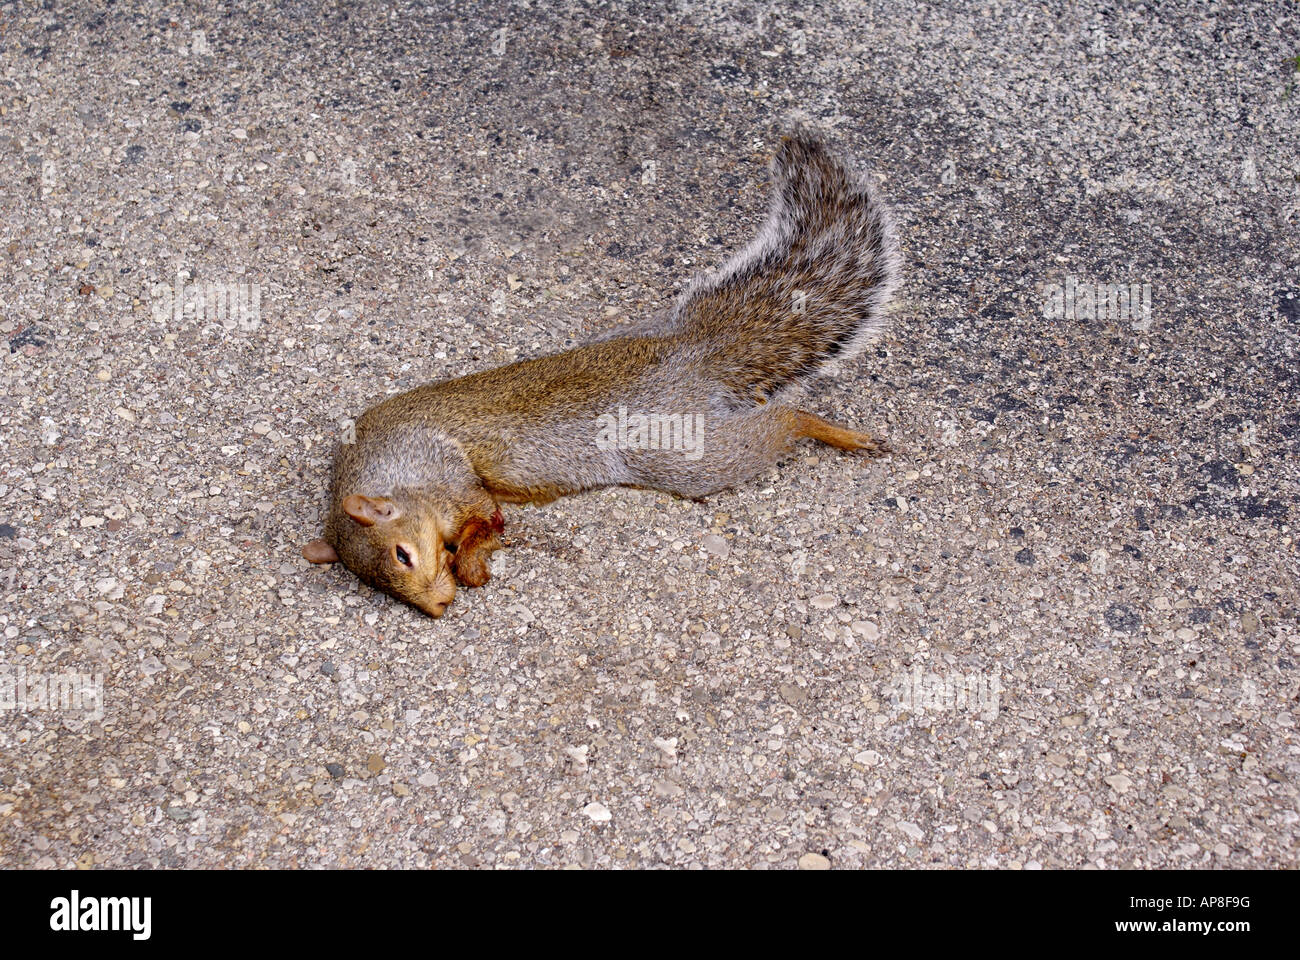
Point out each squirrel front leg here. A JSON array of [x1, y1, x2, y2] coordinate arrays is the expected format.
[[451, 507, 505, 587]]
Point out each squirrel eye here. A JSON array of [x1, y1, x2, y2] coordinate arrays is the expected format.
[[394, 546, 414, 567]]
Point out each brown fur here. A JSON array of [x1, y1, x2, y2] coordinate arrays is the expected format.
[[304, 131, 900, 617]]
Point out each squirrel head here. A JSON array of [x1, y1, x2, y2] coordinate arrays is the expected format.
[[303, 487, 502, 619]]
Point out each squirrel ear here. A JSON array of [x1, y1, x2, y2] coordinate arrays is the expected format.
[[302, 539, 339, 563], [342, 494, 400, 527]]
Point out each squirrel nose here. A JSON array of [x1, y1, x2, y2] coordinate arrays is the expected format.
[[418, 580, 456, 618]]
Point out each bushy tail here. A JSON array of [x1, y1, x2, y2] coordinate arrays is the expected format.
[[673, 131, 899, 406]]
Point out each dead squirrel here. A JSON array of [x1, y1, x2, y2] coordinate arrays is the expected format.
[[304, 131, 900, 617]]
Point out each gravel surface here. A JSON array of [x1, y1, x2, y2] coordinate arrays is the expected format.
[[0, 0, 1297, 869]]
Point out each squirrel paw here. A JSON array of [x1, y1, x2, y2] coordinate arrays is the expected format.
[[848, 434, 890, 457], [452, 532, 502, 587], [452, 547, 495, 587], [792, 410, 888, 456], [449, 507, 505, 588]]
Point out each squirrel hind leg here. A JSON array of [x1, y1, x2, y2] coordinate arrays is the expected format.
[[788, 409, 888, 455]]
